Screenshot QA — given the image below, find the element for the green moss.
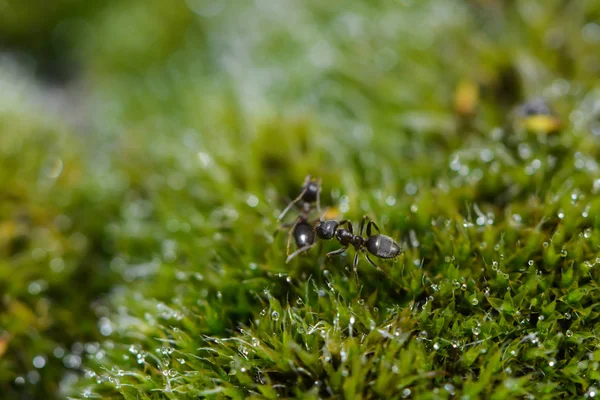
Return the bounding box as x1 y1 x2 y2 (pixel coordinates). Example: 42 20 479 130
2 0 600 399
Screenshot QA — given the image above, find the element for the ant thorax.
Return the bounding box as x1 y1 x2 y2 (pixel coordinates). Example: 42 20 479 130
335 228 355 247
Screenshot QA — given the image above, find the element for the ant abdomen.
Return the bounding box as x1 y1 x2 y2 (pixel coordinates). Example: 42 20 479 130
366 234 401 259
294 221 315 248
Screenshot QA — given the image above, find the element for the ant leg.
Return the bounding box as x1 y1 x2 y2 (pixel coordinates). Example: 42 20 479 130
277 175 311 222
359 215 371 236
273 220 297 238
326 247 348 257
366 221 381 237
286 243 316 264
365 252 403 287
338 220 353 234
353 251 360 284
286 217 301 257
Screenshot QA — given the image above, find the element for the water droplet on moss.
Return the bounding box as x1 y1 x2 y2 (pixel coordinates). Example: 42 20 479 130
492 261 499 270
560 248 568 257
451 340 459 348
564 312 571 320
472 298 479 305
33 355 46 369
461 283 467 291
566 330 574 337
528 260 534 266
402 388 411 398
548 358 556 367
543 241 549 248
472 327 481 336
271 311 280 321
587 387 598 398
433 342 440 350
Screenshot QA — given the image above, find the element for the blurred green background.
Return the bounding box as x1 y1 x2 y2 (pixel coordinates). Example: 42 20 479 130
1 0 600 398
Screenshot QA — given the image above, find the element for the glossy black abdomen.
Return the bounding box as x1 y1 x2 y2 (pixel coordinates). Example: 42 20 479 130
366 234 400 258
294 222 315 247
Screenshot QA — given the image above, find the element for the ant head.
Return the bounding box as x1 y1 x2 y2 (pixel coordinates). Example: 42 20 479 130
302 179 320 203
316 220 339 240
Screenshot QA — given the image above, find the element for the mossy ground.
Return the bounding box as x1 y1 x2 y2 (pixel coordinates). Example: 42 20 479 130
1 1 600 399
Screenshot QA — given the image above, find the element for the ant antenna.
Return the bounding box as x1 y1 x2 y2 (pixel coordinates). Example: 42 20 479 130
277 175 312 222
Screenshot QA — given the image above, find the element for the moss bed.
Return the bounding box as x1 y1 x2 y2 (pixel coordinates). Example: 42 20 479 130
2 1 600 399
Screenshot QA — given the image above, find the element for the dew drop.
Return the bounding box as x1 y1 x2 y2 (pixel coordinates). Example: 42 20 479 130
271 311 280 321
451 340 459 349
43 157 63 179
246 195 259 208
433 342 440 350
492 261 499 271
472 326 481 336
461 283 467 291
560 248 568 257
564 312 571 320
587 386 597 398
528 260 534 266
548 358 556 367
402 388 411 398
472 298 479 306
566 330 574 337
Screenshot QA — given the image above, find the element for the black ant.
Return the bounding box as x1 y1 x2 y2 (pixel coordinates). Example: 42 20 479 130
274 175 321 262
276 175 322 222
287 215 401 283
276 176 402 284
